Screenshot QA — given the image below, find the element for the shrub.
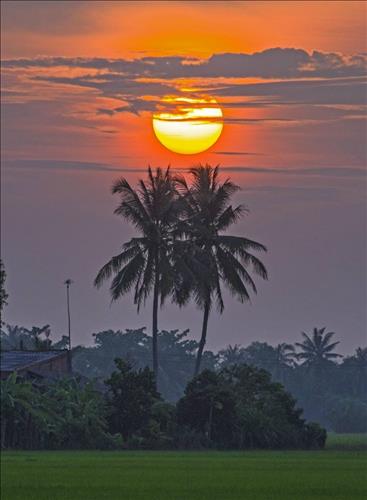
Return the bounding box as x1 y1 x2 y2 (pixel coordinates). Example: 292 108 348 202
176 370 237 448
302 422 327 449
105 359 161 440
176 365 327 449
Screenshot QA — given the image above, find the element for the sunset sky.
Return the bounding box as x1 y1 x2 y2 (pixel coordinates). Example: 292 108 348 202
1 1 366 352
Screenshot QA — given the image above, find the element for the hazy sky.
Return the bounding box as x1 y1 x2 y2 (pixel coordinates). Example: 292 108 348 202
1 1 366 354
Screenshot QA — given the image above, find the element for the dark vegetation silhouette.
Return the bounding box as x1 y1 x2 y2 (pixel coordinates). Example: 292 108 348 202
0 259 8 322
94 167 180 380
295 327 342 365
1 324 366 441
177 365 326 449
175 165 267 375
0 355 326 451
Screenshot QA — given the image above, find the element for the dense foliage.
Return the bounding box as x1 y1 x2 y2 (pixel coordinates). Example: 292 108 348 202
105 359 160 440
1 358 325 450
1 373 113 450
71 328 216 401
1 324 365 434
177 365 326 449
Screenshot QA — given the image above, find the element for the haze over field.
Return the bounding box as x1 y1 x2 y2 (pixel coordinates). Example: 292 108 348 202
1 1 366 352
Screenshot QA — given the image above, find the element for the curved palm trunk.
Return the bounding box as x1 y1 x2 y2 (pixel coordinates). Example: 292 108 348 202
152 262 159 383
194 302 210 377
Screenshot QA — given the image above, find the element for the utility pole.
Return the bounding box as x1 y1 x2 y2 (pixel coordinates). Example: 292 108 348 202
64 279 73 350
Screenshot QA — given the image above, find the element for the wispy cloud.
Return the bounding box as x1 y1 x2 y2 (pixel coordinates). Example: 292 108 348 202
2 159 142 173
3 159 366 179
221 166 366 178
240 184 340 202
211 151 266 156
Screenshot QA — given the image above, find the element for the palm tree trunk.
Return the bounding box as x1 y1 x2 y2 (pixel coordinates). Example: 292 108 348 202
152 264 159 383
194 302 210 377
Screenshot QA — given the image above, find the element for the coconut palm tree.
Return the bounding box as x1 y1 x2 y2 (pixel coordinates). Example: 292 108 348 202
295 327 342 368
175 165 268 376
94 167 179 381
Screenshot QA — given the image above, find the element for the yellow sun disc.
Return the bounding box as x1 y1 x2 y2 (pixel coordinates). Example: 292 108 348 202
152 98 223 155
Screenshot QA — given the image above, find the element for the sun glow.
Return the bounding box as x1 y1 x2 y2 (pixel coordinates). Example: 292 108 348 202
152 97 223 154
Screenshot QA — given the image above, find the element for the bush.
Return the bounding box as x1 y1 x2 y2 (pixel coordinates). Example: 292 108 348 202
105 359 160 440
176 365 327 450
176 370 237 448
302 422 327 449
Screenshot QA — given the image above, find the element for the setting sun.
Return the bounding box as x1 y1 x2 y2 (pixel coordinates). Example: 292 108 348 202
152 97 223 154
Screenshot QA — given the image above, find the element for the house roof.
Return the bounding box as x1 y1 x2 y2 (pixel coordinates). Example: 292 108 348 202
0 350 68 372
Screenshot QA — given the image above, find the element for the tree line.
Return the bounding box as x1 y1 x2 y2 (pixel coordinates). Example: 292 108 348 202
1 358 326 451
1 323 366 433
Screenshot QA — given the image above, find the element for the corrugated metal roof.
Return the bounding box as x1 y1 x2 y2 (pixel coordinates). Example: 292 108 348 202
0 350 67 372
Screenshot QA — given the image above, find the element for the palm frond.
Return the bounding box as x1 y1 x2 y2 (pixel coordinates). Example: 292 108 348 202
216 205 248 231
110 251 146 301
94 243 141 288
320 331 336 347
216 247 251 303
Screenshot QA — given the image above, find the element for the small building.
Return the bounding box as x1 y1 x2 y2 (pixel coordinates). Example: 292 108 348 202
0 350 71 380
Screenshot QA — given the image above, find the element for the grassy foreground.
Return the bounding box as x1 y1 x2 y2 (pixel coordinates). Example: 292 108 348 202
1 437 366 500
326 432 367 451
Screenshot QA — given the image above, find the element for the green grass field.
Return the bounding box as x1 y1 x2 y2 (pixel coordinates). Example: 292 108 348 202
1 435 366 500
326 433 367 451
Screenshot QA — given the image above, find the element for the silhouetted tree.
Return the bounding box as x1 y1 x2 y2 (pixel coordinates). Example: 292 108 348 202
0 260 8 322
0 324 52 351
295 327 342 368
242 341 277 372
177 365 326 449
94 167 180 381
176 369 237 447
175 165 267 376
222 364 325 449
26 325 52 351
105 359 160 440
1 325 28 350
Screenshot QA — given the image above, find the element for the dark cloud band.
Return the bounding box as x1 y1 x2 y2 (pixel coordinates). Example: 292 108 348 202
2 48 366 79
